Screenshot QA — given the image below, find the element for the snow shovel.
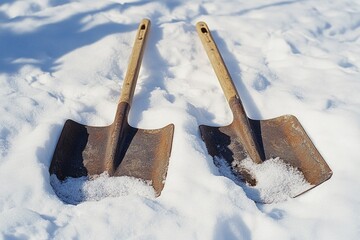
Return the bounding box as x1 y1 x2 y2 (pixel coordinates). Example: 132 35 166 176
196 21 332 197
50 19 174 196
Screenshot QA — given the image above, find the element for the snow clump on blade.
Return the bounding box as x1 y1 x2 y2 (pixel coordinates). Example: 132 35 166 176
235 157 313 203
50 172 155 205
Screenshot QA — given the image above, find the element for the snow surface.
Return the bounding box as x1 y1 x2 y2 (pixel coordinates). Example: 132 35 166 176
1 0 360 239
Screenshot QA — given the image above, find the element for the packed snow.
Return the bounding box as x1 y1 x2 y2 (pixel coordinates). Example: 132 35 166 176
233 157 313 203
215 155 314 204
1 0 360 239
50 173 155 205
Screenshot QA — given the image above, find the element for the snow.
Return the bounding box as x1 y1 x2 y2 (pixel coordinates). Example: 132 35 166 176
1 0 360 239
50 173 156 205
216 155 314 204
232 157 313 203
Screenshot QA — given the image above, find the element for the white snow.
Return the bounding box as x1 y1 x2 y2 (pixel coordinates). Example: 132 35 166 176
1 0 360 239
215 156 313 204
50 173 156 205
233 157 313 203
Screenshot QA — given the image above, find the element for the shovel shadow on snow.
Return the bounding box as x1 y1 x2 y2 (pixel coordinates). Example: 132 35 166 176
210 31 262 119
0 3 138 74
127 21 175 126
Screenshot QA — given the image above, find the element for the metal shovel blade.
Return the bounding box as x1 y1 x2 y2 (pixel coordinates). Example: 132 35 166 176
200 100 332 190
50 103 174 196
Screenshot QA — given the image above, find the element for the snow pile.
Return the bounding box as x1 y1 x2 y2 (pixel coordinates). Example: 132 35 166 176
234 157 313 203
50 173 155 205
215 156 312 203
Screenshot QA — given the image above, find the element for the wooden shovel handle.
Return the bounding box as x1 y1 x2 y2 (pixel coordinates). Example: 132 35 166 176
119 19 151 105
196 22 239 103
196 21 264 164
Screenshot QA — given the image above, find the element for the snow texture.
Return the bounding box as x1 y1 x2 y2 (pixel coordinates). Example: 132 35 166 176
215 156 313 204
233 157 313 203
50 173 155 205
1 0 360 239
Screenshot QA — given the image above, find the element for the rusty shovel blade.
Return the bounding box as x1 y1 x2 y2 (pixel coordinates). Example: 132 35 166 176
199 97 333 190
50 19 174 196
196 21 332 199
50 103 174 196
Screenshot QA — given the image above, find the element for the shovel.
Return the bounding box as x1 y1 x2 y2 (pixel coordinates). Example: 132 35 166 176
50 19 174 196
196 21 332 197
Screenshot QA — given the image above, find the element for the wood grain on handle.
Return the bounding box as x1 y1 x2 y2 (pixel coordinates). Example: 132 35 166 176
196 21 239 102
119 19 151 105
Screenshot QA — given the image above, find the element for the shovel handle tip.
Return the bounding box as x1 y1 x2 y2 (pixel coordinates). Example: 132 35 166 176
119 19 151 106
196 21 239 103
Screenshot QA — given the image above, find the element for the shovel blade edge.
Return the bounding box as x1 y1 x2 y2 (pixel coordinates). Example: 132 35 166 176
251 115 332 186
